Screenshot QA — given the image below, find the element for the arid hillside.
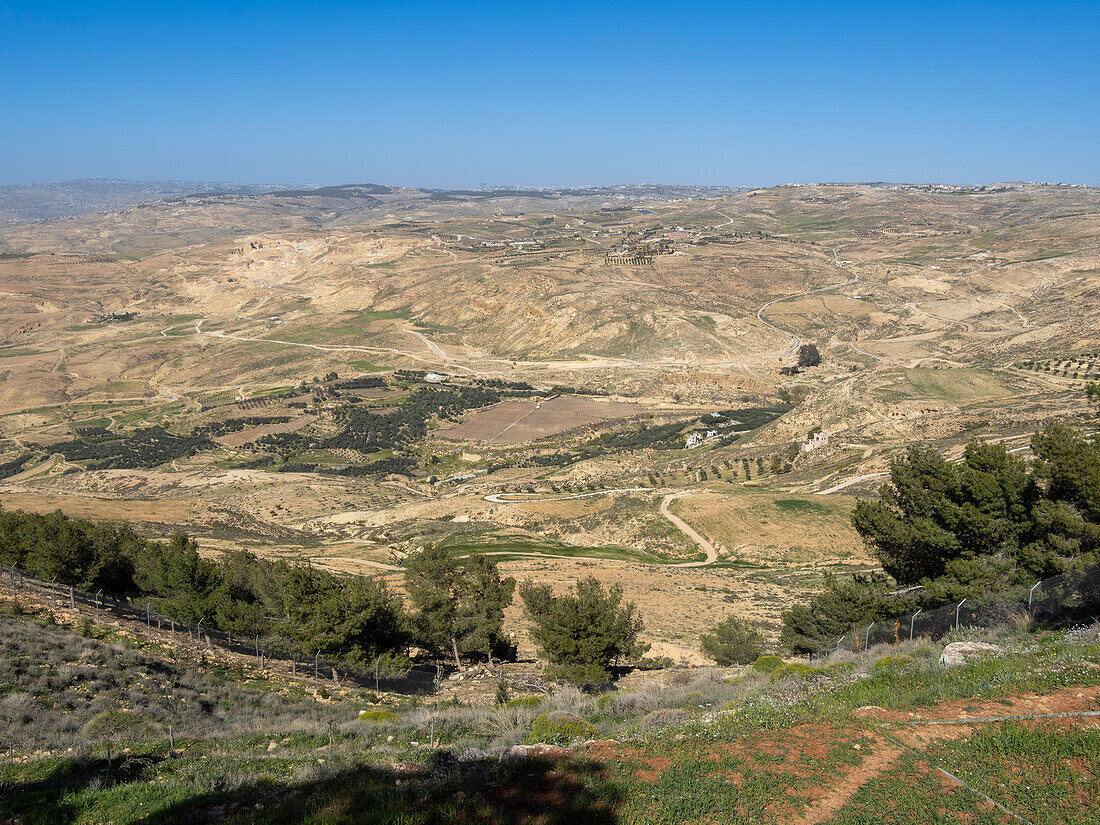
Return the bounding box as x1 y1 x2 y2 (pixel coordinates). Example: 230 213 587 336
1 182 1098 658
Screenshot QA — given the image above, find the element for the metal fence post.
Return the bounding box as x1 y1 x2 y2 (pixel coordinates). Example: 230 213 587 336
955 598 967 631
1028 580 1042 616
146 602 151 634
910 609 922 642
196 618 204 648
836 635 845 654
95 589 103 623
314 651 320 684
69 586 74 610
375 656 380 693
865 622 874 650
8 565 16 602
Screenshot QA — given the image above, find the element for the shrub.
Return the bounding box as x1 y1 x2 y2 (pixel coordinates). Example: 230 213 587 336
527 711 597 745
752 655 784 674
632 656 674 671
642 708 690 727
502 696 542 710
357 710 398 723
871 655 915 675
700 615 765 666
768 662 822 683
81 708 156 743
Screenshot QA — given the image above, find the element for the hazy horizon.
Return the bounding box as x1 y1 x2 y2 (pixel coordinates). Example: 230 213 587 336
4 177 1096 190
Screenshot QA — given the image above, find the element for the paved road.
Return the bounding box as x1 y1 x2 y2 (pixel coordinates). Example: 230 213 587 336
408 330 450 361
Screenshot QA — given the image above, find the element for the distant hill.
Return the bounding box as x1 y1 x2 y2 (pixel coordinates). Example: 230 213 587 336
0 178 296 224
0 180 750 227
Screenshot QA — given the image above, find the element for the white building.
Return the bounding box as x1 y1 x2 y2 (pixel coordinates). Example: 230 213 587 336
800 431 830 453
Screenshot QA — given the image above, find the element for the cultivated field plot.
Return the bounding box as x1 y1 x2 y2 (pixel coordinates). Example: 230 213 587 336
440 395 641 444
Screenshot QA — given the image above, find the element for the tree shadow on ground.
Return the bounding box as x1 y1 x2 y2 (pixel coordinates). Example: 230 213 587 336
3 750 621 825
1 752 164 825
138 750 621 825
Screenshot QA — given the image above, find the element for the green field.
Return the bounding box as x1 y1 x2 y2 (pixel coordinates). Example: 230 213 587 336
877 368 1010 403
434 531 704 565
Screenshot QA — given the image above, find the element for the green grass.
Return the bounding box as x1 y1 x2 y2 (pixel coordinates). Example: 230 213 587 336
343 309 409 321
0 347 46 358
433 532 701 565
877 368 1009 403
3 594 1099 824
831 722 1100 824
347 359 387 372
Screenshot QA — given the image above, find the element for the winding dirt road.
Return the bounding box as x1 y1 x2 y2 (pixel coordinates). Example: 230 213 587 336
658 491 719 566
484 488 718 567
906 302 975 333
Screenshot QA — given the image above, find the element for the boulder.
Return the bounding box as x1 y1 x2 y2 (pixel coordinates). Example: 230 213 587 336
939 641 1004 668
500 743 567 761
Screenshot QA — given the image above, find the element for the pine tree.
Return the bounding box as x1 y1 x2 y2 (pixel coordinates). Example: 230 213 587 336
405 546 515 666
700 615 764 665
519 575 649 685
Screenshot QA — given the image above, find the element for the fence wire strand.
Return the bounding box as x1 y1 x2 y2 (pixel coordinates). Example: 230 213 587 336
4 567 437 695
811 563 1100 660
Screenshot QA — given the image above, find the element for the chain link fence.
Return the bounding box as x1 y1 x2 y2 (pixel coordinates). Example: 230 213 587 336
2 565 438 695
810 562 1100 660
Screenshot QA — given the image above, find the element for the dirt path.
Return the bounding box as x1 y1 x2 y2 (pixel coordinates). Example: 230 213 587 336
814 471 888 495
659 491 719 566
484 488 718 567
484 487 648 504
906 301 975 333
712 270 862 367
792 734 905 825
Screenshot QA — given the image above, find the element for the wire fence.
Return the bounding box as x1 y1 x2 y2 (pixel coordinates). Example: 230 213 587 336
809 562 1100 661
2 564 439 695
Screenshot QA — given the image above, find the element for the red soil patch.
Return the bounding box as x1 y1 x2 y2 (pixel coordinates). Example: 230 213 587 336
787 733 905 825
850 683 1100 724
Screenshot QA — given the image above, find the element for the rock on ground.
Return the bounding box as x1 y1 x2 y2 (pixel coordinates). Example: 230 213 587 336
939 641 1004 668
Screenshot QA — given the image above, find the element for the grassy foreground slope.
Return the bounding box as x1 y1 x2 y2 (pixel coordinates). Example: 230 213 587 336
2 597 1098 824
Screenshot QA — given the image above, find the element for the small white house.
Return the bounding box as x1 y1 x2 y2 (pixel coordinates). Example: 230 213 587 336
801 431 830 453
686 430 720 449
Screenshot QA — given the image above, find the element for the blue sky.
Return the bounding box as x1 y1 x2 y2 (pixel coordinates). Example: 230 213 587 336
1 1 1097 187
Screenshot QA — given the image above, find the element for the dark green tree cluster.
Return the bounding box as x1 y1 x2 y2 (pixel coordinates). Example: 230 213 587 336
403 546 516 666
781 423 1100 653
53 426 214 470
0 452 33 481
262 385 504 457
519 576 649 685
780 573 907 654
0 508 405 662
797 343 821 367
853 426 1098 596
0 508 143 593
